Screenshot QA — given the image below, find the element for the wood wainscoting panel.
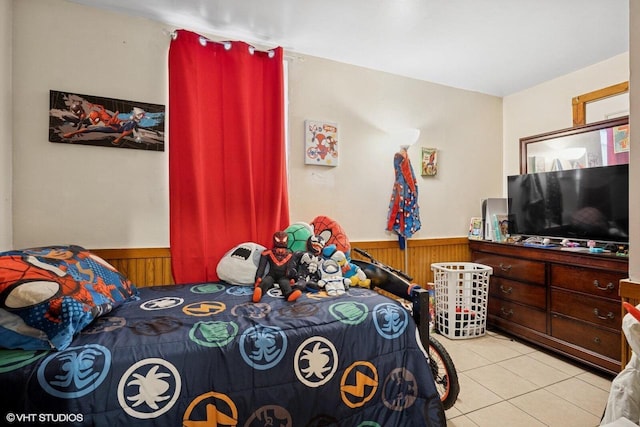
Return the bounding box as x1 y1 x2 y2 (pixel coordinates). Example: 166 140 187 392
91 237 471 289
91 247 174 288
350 237 472 287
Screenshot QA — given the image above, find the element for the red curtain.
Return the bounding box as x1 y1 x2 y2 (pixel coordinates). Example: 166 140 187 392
168 30 289 284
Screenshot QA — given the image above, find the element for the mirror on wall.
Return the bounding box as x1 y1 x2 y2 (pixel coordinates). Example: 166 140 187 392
520 116 629 174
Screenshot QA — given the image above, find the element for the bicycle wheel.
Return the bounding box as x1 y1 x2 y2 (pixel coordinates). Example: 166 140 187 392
428 335 460 410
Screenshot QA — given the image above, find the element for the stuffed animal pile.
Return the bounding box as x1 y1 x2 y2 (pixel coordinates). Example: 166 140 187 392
215 215 371 302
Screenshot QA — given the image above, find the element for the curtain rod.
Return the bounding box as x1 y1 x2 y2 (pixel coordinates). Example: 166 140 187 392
167 29 284 58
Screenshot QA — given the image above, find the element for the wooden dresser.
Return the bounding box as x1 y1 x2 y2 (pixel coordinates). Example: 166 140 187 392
469 240 628 375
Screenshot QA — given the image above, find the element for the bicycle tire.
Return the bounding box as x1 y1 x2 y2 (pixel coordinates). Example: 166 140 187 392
428 335 460 410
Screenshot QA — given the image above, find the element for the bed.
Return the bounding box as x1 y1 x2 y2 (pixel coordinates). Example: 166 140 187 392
0 245 445 426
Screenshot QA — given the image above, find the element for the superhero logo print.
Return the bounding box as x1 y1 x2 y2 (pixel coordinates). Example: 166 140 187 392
140 296 184 310
129 316 183 336
372 302 409 339
346 287 376 298
357 423 382 427
266 287 285 299
37 344 111 398
328 301 369 325
190 321 239 347
277 301 320 319
294 336 338 387
226 286 254 297
245 405 292 427
0 349 48 373
381 367 418 411
190 283 226 294
305 292 332 301
81 316 127 334
117 358 181 419
183 391 238 427
231 302 271 319
339 361 378 408
240 325 288 370
182 301 226 316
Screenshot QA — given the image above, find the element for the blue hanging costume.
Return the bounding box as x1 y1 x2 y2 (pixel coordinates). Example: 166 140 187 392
386 148 421 248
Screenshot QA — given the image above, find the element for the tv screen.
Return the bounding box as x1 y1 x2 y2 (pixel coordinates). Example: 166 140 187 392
507 164 629 244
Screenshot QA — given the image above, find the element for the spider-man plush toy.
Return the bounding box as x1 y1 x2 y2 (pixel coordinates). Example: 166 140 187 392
253 231 302 303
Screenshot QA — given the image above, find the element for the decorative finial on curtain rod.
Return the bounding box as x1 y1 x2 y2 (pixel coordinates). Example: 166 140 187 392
163 29 178 40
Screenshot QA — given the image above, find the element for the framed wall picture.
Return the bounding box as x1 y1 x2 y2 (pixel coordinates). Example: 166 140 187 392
421 148 437 176
304 120 339 166
614 124 630 153
49 90 165 151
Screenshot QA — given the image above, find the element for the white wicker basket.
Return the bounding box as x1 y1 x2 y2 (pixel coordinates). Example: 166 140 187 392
431 262 493 339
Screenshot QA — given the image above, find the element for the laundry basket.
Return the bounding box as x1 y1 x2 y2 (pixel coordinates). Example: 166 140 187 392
431 262 493 339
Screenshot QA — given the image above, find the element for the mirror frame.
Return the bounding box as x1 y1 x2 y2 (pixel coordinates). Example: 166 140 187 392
519 116 629 174
572 81 629 126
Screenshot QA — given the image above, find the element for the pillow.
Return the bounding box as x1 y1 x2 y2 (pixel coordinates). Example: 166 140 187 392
216 242 266 285
0 245 138 350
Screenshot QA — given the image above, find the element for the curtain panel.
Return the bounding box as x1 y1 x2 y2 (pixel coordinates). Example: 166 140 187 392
168 29 289 284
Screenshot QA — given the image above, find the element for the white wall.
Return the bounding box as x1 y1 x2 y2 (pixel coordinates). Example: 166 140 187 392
0 0 12 251
10 0 504 249
12 0 169 249
287 55 503 240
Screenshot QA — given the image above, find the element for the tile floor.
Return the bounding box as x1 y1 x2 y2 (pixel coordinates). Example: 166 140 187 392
435 329 615 427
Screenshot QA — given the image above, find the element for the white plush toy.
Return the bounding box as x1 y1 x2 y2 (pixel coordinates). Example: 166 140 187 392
318 258 350 296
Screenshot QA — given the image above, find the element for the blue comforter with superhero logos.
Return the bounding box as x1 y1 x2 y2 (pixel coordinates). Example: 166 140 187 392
0 283 445 426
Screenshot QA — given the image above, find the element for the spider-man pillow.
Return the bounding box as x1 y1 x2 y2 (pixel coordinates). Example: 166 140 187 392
0 245 138 350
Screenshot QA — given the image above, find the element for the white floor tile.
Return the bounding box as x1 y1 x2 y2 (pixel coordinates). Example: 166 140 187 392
440 330 613 427
463 363 538 399
465 401 546 427
509 389 601 427
451 373 503 414
498 353 572 387
545 377 610 417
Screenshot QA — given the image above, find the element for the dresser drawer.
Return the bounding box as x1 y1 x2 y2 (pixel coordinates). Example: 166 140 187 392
473 254 545 285
488 297 546 333
551 315 620 361
551 288 621 330
551 264 624 299
489 277 546 310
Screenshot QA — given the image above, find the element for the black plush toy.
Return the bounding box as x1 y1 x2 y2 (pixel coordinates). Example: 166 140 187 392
292 234 326 292
253 231 302 303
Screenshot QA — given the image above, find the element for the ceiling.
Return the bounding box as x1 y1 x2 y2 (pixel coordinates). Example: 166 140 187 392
68 0 629 97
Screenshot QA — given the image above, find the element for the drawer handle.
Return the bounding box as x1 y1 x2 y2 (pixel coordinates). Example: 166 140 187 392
499 263 512 272
500 307 514 317
594 336 601 344
593 280 615 292
500 285 513 294
593 308 615 320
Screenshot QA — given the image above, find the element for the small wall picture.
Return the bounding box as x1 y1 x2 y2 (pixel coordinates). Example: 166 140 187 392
614 124 629 153
421 148 438 176
49 90 165 151
468 217 483 240
304 120 339 166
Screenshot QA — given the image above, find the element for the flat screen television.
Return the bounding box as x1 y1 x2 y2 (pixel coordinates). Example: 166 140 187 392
507 164 629 244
